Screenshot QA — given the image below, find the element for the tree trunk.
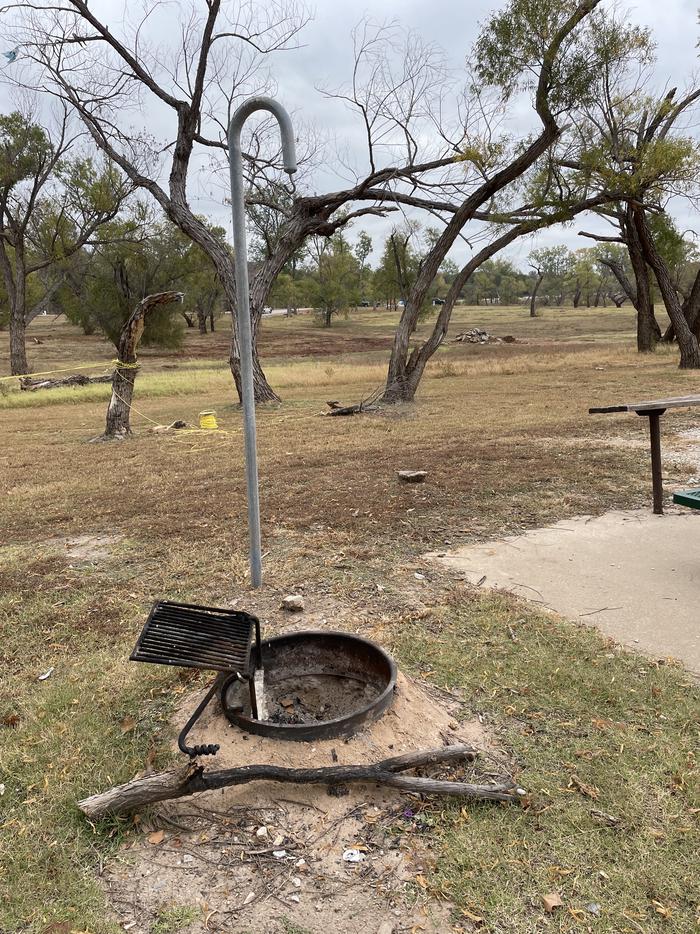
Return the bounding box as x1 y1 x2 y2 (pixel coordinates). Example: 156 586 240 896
9 294 28 375
633 206 700 368
530 272 544 317
181 311 195 328
196 306 208 334
101 292 183 440
229 311 280 404
209 309 215 332
324 307 333 327
573 281 581 307
0 240 29 375
625 207 660 353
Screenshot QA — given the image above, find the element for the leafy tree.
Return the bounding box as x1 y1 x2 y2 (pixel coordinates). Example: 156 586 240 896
308 232 361 327
354 232 373 302
528 246 574 315
0 109 131 373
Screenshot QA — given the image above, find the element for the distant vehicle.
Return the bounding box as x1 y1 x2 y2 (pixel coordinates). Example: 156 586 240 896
432 297 445 305
262 306 272 315
398 299 406 307
359 300 371 307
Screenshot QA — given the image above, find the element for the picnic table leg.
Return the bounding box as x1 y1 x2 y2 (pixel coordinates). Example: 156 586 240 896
639 410 665 515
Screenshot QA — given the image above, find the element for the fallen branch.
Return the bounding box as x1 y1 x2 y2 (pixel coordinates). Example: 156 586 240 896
324 385 383 416
20 373 112 391
77 744 521 819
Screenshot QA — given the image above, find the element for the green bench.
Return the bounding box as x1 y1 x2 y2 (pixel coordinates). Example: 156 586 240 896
673 489 700 510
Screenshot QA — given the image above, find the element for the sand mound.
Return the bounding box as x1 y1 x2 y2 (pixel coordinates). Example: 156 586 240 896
102 674 488 934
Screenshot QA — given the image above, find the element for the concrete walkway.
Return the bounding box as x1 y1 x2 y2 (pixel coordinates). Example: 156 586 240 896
429 509 700 675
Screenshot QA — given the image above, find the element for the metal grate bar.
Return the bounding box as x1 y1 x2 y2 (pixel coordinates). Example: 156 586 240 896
130 600 257 672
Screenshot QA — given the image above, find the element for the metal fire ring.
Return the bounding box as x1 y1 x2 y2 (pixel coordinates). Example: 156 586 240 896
221 630 398 742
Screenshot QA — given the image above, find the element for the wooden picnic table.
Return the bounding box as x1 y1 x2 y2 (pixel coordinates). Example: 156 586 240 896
589 394 700 515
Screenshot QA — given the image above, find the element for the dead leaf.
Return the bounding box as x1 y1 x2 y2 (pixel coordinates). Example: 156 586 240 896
542 893 564 913
147 830 165 845
1 713 20 728
120 716 136 734
652 900 672 919
548 865 574 878
460 908 484 923
569 774 600 800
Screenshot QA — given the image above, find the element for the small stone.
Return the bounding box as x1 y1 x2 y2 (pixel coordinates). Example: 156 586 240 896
243 892 256 906
255 826 268 839
377 923 394 934
273 850 287 859
289 894 300 903
281 594 304 612
273 834 285 847
291 876 302 887
398 470 427 483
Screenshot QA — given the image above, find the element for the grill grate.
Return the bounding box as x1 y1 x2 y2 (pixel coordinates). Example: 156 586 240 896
130 600 258 673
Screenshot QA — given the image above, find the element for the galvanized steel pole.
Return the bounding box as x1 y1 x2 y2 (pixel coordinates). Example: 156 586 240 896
228 98 297 588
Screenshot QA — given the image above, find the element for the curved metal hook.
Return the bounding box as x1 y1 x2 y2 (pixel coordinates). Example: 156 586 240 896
228 96 297 177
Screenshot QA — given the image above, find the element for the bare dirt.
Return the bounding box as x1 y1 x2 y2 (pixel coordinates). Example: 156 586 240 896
53 532 124 562
102 674 489 934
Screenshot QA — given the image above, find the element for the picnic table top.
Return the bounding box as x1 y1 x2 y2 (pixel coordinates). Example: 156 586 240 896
589 394 700 415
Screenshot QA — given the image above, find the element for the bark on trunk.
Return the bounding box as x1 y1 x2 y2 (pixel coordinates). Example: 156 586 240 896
9 295 28 375
625 206 660 353
1 241 29 375
101 292 183 440
633 206 700 368
196 306 208 334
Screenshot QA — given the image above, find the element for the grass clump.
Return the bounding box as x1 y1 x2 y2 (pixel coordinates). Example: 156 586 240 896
151 905 200 934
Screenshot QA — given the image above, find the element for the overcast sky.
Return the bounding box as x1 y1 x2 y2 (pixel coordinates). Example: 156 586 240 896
234 0 700 266
2 0 698 269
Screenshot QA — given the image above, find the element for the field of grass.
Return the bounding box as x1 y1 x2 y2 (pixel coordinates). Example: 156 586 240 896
1 304 698 933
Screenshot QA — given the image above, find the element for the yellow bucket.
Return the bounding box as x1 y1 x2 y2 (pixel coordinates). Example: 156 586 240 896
199 410 218 430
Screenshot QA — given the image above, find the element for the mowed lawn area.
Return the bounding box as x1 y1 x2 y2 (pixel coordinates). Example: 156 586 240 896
1 304 699 933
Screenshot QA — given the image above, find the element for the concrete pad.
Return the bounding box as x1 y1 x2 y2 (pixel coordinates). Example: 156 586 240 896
428 510 700 674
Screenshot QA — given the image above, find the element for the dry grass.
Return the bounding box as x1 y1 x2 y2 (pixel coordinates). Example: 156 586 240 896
1 304 698 933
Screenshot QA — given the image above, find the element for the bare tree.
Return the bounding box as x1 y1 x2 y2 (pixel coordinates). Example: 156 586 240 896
1 0 312 399
374 0 612 402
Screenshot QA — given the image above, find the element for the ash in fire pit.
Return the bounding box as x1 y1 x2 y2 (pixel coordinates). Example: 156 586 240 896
221 630 397 741
267 674 381 724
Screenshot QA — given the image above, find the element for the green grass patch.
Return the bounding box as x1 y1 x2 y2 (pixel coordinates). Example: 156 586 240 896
0 544 186 934
393 594 699 932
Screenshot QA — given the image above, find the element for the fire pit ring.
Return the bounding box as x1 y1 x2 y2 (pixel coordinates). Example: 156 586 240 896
221 630 397 741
